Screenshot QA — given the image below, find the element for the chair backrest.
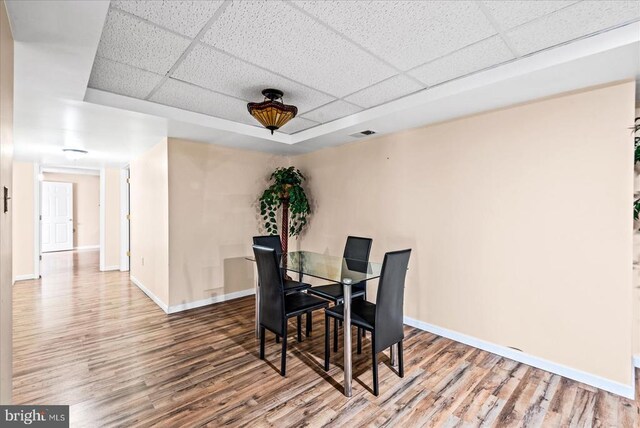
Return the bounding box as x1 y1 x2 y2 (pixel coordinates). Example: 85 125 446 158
342 236 373 276
253 245 285 336
343 236 372 262
253 235 283 259
254 235 285 277
374 249 411 353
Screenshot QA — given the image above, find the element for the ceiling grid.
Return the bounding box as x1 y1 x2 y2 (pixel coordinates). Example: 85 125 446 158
87 0 640 135
143 0 233 101
474 0 522 58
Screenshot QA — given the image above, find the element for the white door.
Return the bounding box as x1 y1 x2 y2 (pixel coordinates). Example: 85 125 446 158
41 181 73 252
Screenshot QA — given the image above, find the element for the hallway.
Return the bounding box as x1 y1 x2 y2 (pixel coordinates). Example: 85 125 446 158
39 249 100 277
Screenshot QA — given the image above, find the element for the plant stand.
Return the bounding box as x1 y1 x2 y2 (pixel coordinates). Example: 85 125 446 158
280 197 289 271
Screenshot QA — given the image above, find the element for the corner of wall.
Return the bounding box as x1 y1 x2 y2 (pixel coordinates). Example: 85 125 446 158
129 138 170 312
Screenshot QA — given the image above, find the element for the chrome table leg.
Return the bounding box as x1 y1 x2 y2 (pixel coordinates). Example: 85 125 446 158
343 280 352 397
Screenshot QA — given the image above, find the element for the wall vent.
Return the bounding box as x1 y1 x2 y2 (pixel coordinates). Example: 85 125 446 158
349 130 376 138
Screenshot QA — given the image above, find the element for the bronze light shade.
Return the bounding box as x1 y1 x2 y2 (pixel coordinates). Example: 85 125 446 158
247 89 297 134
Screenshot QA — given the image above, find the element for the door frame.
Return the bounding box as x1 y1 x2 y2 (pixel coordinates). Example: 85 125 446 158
119 166 130 272
32 164 40 279
99 168 105 270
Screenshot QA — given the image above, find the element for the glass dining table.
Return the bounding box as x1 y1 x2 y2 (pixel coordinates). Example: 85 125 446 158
248 250 386 397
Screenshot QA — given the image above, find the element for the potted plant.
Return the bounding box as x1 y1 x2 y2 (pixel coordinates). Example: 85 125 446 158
259 167 311 261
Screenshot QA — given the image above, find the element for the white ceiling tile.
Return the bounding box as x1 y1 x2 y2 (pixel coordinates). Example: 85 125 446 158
96 8 191 74
88 57 164 99
110 1 225 38
505 1 640 56
409 36 515 87
294 1 497 71
344 75 424 109
300 101 362 124
481 1 579 30
149 78 256 126
201 1 395 97
172 44 335 113
278 117 319 134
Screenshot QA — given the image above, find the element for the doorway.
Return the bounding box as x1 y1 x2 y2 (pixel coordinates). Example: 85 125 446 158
37 167 101 276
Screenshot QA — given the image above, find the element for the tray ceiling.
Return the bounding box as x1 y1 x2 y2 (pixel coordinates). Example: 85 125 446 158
88 0 640 135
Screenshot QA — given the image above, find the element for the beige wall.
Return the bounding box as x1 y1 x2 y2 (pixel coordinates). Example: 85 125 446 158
127 82 635 390
293 81 635 387
0 0 13 403
103 168 120 269
43 172 99 248
167 138 284 307
130 140 170 306
12 162 34 280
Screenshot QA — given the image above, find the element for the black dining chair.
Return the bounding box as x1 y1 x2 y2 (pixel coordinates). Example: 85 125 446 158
307 236 372 350
253 235 311 294
254 245 329 376
253 235 314 341
324 249 411 396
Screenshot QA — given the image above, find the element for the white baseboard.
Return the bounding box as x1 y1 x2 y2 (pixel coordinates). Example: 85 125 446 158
404 316 635 399
130 275 169 313
167 288 255 314
633 355 640 369
129 275 255 315
13 274 38 282
74 245 99 250
100 265 120 272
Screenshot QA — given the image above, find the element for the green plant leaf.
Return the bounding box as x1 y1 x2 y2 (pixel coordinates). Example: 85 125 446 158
258 166 310 237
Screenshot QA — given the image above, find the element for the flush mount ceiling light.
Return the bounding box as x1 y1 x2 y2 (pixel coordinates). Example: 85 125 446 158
247 89 297 135
62 148 88 160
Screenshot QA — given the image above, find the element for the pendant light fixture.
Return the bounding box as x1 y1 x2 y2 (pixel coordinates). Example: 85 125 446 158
247 89 297 134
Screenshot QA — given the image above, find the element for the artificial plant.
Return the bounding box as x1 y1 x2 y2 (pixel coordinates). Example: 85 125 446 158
259 166 310 257
634 117 640 225
634 116 640 164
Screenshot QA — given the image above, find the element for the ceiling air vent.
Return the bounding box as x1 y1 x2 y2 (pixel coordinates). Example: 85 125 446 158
349 130 376 138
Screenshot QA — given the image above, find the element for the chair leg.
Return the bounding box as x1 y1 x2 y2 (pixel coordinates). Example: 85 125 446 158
357 327 362 354
306 312 311 337
297 315 302 342
324 313 330 371
281 326 288 376
398 340 404 378
362 292 367 338
333 317 338 352
372 333 378 396
259 326 265 360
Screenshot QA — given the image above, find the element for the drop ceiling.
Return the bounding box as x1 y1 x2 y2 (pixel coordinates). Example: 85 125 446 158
5 0 640 167
88 0 640 135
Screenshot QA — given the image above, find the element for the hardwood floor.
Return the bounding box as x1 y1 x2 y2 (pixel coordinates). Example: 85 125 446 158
13 250 640 427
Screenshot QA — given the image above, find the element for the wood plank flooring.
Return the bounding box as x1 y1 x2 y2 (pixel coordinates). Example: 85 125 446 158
12 250 640 427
